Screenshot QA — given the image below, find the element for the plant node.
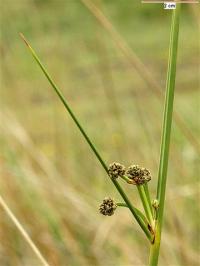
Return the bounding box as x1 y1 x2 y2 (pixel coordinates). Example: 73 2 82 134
152 199 159 210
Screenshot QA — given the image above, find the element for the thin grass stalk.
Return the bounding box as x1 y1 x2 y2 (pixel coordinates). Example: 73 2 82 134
0 195 50 266
149 5 181 265
20 33 153 242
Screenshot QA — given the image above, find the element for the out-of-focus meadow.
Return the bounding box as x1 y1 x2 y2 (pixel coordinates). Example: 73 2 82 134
0 0 199 265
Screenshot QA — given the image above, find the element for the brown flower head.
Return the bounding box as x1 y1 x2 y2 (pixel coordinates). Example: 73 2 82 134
99 197 117 216
108 162 125 179
126 165 151 185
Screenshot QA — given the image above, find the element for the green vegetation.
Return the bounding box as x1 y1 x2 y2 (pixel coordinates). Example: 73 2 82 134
1 1 199 265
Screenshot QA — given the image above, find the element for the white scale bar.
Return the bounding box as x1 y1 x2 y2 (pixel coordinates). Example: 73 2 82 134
164 2 176 8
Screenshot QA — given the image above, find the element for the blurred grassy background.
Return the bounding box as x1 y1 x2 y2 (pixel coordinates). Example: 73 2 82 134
0 0 199 265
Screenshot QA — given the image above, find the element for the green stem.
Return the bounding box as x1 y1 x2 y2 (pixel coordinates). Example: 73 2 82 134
120 175 135 184
117 203 128 208
137 185 154 227
149 5 181 265
20 33 153 242
118 203 150 223
117 203 151 229
143 183 153 215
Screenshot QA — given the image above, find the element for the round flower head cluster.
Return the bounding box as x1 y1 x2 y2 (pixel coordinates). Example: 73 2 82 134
99 197 117 216
126 165 151 185
108 162 125 179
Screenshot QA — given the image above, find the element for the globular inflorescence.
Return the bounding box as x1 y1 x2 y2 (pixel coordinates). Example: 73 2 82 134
100 164 152 217
126 165 151 185
108 162 152 186
108 162 125 179
99 197 117 216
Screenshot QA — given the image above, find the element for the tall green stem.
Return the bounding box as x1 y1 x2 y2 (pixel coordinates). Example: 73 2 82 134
149 5 181 265
20 34 153 242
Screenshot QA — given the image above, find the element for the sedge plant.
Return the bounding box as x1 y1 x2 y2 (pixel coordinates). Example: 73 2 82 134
20 4 181 265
